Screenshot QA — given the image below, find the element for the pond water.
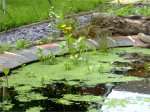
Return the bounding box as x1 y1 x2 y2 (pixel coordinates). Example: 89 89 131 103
0 47 149 112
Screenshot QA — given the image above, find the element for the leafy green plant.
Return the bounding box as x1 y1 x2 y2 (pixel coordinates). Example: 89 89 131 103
98 64 104 73
49 6 60 20
64 61 72 71
35 37 53 45
69 54 81 66
1 67 10 103
0 43 12 54
75 36 88 55
2 67 10 87
15 39 31 50
37 48 56 65
144 63 150 72
98 30 112 53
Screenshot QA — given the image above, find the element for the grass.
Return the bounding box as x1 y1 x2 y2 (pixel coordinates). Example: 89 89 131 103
0 0 107 32
0 0 51 31
106 4 150 16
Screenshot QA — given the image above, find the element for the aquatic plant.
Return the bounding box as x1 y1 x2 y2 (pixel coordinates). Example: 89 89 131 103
65 34 77 54
98 64 104 73
74 36 88 55
37 48 57 65
97 30 112 53
69 54 80 66
2 67 10 87
1 67 10 103
144 63 150 72
64 61 72 71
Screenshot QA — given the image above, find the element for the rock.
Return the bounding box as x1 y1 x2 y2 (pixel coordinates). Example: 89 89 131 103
138 33 150 44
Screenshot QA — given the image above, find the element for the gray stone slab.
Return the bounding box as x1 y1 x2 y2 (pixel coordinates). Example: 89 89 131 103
116 38 133 47
0 55 21 68
5 53 30 64
17 49 38 62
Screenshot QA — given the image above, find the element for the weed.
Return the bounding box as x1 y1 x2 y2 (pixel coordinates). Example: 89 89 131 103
64 61 72 71
1 67 10 102
37 48 56 65
87 65 95 73
0 0 50 31
69 54 80 66
0 43 12 54
98 64 104 73
15 39 31 50
144 63 150 71
35 37 53 45
98 30 112 53
75 36 88 55
2 67 10 87
49 6 60 20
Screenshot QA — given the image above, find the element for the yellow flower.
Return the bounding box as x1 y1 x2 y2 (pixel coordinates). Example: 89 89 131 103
60 24 67 29
64 26 72 34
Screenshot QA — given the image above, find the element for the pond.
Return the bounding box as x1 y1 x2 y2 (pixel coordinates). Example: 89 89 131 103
0 47 149 112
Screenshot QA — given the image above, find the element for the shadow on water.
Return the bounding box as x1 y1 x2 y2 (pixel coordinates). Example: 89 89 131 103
0 82 109 112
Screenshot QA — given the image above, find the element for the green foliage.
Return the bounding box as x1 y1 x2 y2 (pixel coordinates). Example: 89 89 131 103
64 61 72 71
2 67 10 87
15 39 31 50
51 0 107 15
3 67 10 76
15 92 47 102
98 30 111 53
69 54 81 65
0 0 50 31
74 36 88 55
37 48 57 65
35 37 53 45
108 4 150 16
49 6 60 20
0 101 14 111
144 63 150 71
0 43 12 54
